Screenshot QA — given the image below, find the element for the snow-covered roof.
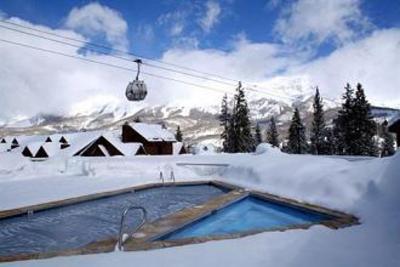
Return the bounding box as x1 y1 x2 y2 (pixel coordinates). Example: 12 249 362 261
99 132 145 156
388 112 400 127
172 142 185 155
57 131 105 157
39 142 62 157
129 123 176 142
23 141 44 156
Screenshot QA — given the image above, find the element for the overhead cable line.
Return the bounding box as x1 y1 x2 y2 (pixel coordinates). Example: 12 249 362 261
0 23 237 87
0 29 297 100
0 19 239 83
0 38 233 95
0 19 299 100
0 21 342 104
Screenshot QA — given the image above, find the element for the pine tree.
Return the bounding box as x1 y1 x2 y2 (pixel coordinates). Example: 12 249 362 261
219 94 231 152
381 122 395 157
310 87 326 155
175 126 183 142
352 83 377 156
255 123 263 146
232 82 255 152
266 116 279 147
287 108 308 154
333 83 355 155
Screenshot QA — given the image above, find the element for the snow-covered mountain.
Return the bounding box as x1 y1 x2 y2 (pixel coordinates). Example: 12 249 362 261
1 75 397 146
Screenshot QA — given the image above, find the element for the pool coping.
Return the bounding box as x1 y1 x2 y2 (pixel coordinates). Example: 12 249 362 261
0 180 359 263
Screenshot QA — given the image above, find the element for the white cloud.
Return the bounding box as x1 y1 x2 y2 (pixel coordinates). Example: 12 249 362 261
287 28 400 107
64 2 128 50
274 0 372 47
199 1 221 33
157 10 188 37
136 24 155 43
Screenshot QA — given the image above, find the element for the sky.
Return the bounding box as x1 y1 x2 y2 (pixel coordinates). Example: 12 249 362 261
0 0 399 121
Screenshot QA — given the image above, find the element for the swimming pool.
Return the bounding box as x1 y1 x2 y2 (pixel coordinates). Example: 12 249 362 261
158 196 332 241
0 184 226 256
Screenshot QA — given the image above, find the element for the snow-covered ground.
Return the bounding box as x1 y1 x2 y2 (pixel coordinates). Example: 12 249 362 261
0 146 399 266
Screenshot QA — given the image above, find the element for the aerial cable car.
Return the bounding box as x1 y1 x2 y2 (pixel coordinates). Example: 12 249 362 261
126 59 148 101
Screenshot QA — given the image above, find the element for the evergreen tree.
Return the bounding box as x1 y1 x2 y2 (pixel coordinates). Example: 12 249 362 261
333 83 377 156
255 123 263 146
133 117 141 122
219 94 231 152
320 127 335 155
352 83 377 155
232 82 255 152
266 116 279 147
381 122 395 157
310 87 326 155
175 126 183 142
227 111 237 152
333 83 355 155
287 108 308 154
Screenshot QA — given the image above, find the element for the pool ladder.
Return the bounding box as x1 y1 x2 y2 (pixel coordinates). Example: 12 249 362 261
159 170 176 185
118 206 148 251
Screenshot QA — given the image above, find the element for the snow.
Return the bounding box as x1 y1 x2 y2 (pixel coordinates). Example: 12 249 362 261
129 122 176 142
0 149 399 266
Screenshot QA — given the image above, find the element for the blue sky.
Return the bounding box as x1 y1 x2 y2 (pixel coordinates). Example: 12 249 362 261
1 0 399 58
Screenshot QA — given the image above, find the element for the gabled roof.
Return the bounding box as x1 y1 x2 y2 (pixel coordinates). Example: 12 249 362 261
76 132 145 157
22 142 43 156
172 142 186 155
128 123 176 142
37 142 61 157
388 112 400 130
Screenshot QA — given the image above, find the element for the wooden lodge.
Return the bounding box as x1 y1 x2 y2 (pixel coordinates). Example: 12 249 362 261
122 123 176 155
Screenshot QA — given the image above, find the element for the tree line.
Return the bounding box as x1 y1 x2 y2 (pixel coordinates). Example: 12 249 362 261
219 82 395 157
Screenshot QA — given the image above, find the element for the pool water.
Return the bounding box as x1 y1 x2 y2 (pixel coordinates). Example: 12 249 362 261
159 196 330 241
0 185 226 256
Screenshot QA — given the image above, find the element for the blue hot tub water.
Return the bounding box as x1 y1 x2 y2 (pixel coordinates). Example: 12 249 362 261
0 185 226 256
159 196 331 241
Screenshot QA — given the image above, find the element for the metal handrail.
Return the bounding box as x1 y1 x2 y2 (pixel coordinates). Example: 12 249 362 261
118 206 148 251
170 170 176 183
159 171 165 184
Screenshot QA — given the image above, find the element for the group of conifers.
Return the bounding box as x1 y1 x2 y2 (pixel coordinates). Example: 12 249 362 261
218 82 395 157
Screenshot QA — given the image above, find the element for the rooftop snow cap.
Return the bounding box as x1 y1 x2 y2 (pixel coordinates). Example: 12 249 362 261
129 123 176 142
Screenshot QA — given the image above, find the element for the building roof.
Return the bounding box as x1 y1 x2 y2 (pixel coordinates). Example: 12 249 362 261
103 133 145 156
38 142 62 157
388 112 400 129
23 142 44 156
172 142 185 155
128 123 176 142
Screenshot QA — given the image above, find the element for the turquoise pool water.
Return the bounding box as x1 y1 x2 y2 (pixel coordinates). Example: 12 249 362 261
159 196 330 241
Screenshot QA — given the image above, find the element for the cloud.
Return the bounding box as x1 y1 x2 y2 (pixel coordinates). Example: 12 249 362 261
274 0 372 47
199 1 222 33
136 24 155 43
287 28 400 107
64 2 128 50
157 10 188 37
